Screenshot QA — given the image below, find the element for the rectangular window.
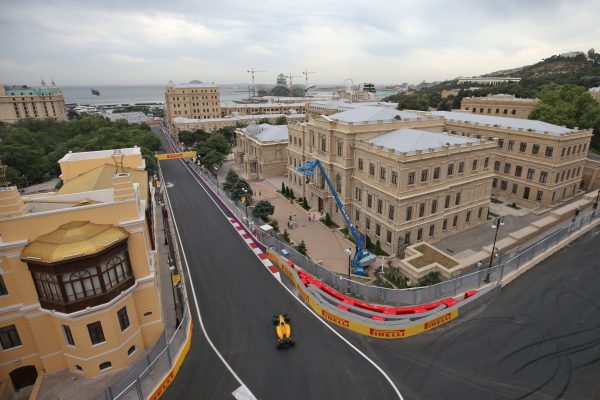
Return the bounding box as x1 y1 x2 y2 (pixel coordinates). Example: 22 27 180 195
497 139 504 149
519 142 527 152
508 140 515 150
472 160 478 171
515 166 522 177
431 199 437 214
512 183 518 194
455 192 461 206
478 207 483 219
536 190 543 201
375 224 381 237
540 171 548 184
88 322 105 345
391 171 398 185
355 210 360 221
458 162 464 173
366 218 371 231
0 325 22 349
433 167 440 179
561 148 566 157
377 199 383 214
118 307 130 331
380 167 386 180
567 147 571 156
545 147 553 157
532 144 540 155
442 219 448 231
419 203 425 218
429 224 435 237
337 141 343 156
386 230 392 244
492 178 498 188
404 232 411 245
0 276 7 296
388 205 395 221
421 169 428 182
494 161 501 172
408 172 415 185
445 195 450 209
503 163 511 174
466 211 471 223
406 206 413 221
358 158 363 170
321 137 326 151
367 194 372 208
500 180 508 190
417 228 423 241
369 163 375 176
452 215 458 227
63 325 75 346
527 168 535 180
447 163 454 176
484 157 489 168
523 187 530 200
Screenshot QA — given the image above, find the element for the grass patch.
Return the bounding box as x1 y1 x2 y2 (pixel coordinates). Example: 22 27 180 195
487 211 500 219
491 197 503 204
350 276 373 284
506 202 521 210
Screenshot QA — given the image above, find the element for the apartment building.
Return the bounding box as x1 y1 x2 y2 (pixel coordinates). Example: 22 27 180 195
234 122 289 179
434 111 593 207
221 102 306 117
172 113 306 134
0 84 67 123
460 94 539 119
0 148 163 395
287 106 495 253
590 87 600 104
165 83 221 134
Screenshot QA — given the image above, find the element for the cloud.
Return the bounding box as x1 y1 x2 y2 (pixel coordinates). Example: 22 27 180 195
0 0 598 85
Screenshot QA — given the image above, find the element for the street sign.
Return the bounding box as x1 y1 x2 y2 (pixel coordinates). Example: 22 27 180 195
155 151 197 161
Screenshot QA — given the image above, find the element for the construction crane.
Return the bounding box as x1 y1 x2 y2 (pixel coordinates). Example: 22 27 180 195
286 73 302 90
247 68 266 97
297 160 376 275
302 69 316 86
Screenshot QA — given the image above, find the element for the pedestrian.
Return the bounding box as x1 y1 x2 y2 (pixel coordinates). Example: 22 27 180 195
259 191 262 198
575 205 581 216
289 211 292 221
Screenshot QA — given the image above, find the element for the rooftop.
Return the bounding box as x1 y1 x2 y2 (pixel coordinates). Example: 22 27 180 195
463 94 539 103
58 147 141 163
21 221 129 264
221 102 306 108
590 87 600 92
329 105 424 123
173 113 305 123
366 128 479 153
243 123 288 142
166 83 218 89
2 85 62 96
309 100 396 112
107 112 151 124
433 111 575 136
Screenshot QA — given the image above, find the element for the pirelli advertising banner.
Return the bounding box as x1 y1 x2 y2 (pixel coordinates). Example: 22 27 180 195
155 151 197 160
266 250 459 339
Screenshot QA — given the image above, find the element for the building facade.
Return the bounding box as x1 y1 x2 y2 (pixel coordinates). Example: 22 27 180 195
165 83 221 135
460 94 539 119
221 102 306 117
172 113 306 134
234 123 289 179
287 106 494 255
434 111 593 207
590 87 600 104
0 84 67 123
0 148 163 395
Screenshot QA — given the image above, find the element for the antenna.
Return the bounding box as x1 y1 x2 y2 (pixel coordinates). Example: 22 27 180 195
302 68 316 86
247 68 266 97
40 75 46 87
0 160 10 187
111 150 126 175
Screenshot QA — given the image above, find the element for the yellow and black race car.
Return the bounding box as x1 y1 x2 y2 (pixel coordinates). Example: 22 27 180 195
272 314 295 349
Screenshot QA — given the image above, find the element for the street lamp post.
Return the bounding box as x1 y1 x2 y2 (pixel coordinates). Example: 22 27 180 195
594 189 600 210
344 248 352 278
242 188 249 218
484 217 504 283
214 166 219 188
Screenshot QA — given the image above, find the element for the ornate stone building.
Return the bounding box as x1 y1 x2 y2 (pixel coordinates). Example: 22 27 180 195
0 84 67 123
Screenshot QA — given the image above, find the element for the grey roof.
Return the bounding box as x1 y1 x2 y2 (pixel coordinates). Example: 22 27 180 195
329 106 423 123
433 111 573 136
366 128 479 153
243 123 288 142
168 82 218 88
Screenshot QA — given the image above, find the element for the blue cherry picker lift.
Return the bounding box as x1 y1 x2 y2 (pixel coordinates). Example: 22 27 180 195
298 160 376 276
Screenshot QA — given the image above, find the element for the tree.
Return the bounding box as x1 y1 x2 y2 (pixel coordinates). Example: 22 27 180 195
281 181 285 193
302 197 309 210
529 83 600 149
197 133 232 168
289 188 295 199
282 229 291 243
67 110 80 120
229 178 253 201
178 131 196 147
223 169 240 192
258 118 270 124
275 115 288 125
253 200 275 221
396 94 430 111
295 240 307 256
216 126 236 144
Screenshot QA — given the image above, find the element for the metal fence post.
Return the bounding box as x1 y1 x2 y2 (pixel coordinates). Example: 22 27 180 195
166 343 172 366
135 378 143 399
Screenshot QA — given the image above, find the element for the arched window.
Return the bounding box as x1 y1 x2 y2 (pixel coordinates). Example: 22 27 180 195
64 269 101 301
35 272 62 302
101 255 131 290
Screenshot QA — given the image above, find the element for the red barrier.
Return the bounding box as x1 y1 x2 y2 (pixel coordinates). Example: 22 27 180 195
297 269 464 316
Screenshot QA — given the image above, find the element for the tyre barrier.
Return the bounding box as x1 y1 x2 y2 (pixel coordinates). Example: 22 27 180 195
267 249 496 339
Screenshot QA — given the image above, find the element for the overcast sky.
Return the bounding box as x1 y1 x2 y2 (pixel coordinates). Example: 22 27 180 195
1 0 598 86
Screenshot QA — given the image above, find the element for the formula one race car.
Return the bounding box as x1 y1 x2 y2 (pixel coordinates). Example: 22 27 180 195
272 314 295 349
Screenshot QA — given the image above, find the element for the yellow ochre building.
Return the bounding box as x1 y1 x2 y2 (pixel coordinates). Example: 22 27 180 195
0 147 163 395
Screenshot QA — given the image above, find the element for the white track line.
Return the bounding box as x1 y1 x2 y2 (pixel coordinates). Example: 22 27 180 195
160 164 257 400
172 156 404 400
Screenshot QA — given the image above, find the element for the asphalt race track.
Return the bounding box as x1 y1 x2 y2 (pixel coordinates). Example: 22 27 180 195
345 225 600 400
157 134 399 399
156 128 600 399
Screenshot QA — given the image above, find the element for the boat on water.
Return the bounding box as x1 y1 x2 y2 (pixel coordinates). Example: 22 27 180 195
73 105 99 113
91 89 100 96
